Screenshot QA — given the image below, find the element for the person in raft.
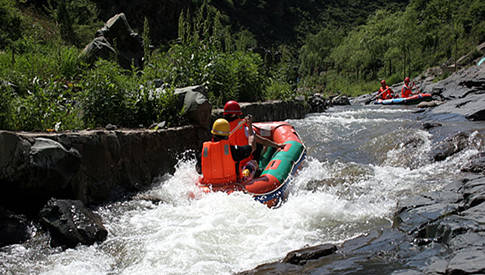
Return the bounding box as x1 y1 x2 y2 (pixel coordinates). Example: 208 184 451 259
200 118 256 184
223 100 285 163
401 77 417 98
377 80 395 100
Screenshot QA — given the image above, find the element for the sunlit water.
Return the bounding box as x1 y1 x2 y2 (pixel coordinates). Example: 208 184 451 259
1 105 483 274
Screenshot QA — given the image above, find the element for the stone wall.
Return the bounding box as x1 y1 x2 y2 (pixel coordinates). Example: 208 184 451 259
0 100 307 213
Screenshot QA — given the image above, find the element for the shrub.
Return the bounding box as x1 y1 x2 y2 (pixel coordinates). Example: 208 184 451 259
80 60 137 128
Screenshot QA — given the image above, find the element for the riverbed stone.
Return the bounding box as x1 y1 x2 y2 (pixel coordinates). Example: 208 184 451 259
462 152 485 174
446 247 485 274
282 243 337 265
39 199 107 248
431 132 470 161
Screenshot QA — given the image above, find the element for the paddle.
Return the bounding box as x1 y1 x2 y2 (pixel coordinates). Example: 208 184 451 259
369 87 389 102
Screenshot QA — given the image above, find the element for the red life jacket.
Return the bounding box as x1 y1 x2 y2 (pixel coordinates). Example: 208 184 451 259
379 86 393 100
201 139 237 184
401 83 413 98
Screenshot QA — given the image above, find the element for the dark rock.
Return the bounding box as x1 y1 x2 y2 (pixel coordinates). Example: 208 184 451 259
446 247 485 274
0 132 30 180
424 64 485 120
282 243 337 265
237 262 302 275
422 122 442 130
462 176 485 207
448 232 485 251
79 36 116 65
80 13 143 69
0 207 31 247
39 199 107 248
105 124 117 130
30 138 81 189
174 85 212 129
308 93 328 112
462 152 485 174
330 95 350 106
431 132 469 161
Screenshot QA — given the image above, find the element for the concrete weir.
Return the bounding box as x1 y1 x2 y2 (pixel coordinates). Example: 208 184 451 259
0 100 307 212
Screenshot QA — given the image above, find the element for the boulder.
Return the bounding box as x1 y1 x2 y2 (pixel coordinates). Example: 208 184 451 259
282 243 337 265
462 152 485 174
79 36 116 65
30 138 81 186
39 199 107 248
174 85 212 129
431 132 470 161
330 95 350 106
308 93 328 112
0 207 31 247
80 13 143 69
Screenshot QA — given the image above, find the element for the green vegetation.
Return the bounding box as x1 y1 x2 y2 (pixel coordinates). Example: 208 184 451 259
0 0 483 131
298 0 485 96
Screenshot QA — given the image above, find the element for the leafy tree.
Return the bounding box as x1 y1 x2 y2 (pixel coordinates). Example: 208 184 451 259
0 0 23 49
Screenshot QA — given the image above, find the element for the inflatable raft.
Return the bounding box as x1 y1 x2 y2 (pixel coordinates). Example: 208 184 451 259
374 93 432 105
197 121 306 208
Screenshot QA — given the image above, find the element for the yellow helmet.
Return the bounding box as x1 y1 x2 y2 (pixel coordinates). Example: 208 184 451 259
211 118 231 136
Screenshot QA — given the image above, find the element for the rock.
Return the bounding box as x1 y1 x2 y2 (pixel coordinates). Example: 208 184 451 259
308 93 328 112
351 93 375 105
80 13 143 69
30 138 81 189
0 207 31 247
330 95 350 106
422 122 442 130
446 248 485 274
105 124 117 130
282 243 337 265
417 100 442 108
173 85 212 129
462 152 485 174
79 36 116 65
0 132 30 180
431 132 470 161
39 199 107 248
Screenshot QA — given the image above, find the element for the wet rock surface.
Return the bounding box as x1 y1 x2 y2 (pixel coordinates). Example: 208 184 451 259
39 199 107 249
0 207 31 247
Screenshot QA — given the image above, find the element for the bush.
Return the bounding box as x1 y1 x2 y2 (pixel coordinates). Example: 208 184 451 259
7 80 84 131
264 78 293 101
0 81 14 129
80 60 137 128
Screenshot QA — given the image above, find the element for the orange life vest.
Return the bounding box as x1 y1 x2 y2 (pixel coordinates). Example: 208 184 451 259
379 86 393 100
201 139 237 184
229 118 253 171
401 83 412 98
229 118 249 146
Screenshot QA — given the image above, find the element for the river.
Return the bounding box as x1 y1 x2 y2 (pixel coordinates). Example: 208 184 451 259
1 105 483 274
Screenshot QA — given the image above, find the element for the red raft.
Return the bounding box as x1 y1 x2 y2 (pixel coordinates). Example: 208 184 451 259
197 121 306 208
